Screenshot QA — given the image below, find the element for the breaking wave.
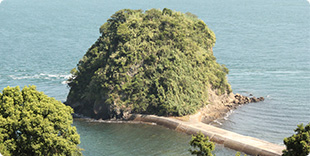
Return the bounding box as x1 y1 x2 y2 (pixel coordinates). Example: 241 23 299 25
9 73 72 81
213 120 223 125
224 110 234 120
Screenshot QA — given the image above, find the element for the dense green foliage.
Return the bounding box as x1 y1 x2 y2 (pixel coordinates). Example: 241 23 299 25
189 132 215 156
188 132 247 156
0 86 82 156
282 122 310 156
67 8 231 118
235 152 247 156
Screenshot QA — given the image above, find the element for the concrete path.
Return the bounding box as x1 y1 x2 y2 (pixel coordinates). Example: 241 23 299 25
130 114 285 156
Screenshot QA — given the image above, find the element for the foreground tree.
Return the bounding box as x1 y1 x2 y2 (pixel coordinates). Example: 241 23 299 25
282 122 310 156
0 86 82 156
188 132 247 156
189 132 215 156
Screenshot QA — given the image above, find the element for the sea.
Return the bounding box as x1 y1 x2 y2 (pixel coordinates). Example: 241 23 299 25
0 0 309 155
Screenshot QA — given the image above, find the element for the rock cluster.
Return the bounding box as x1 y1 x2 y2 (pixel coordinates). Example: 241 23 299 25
193 89 266 124
233 94 265 105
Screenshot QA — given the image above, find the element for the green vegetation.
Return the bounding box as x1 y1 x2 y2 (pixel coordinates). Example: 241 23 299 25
282 122 310 156
189 132 247 156
189 132 215 156
67 8 231 119
235 152 247 156
0 86 82 156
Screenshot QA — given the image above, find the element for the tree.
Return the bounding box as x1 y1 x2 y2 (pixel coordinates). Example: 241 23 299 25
0 86 82 156
188 132 248 156
189 132 215 156
282 122 310 156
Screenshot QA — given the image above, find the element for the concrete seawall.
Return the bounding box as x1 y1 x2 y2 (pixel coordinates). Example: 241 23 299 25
130 114 285 156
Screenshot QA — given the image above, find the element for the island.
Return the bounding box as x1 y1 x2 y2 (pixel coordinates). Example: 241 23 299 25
66 8 263 123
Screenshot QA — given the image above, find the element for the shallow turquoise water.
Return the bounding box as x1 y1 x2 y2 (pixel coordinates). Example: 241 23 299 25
1 0 309 155
74 119 238 156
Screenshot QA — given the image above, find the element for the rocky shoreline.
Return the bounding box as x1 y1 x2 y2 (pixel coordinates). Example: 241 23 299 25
72 113 157 125
204 93 264 124
72 90 265 126
171 90 265 124
233 93 265 105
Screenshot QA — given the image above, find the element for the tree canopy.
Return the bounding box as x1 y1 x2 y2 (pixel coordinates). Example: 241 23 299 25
0 86 82 156
67 8 231 119
189 132 215 156
188 132 247 156
282 122 310 156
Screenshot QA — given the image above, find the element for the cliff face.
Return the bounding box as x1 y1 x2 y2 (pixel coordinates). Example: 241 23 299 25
66 8 232 119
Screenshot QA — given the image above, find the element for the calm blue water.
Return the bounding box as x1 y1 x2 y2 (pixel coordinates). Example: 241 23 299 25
1 0 309 155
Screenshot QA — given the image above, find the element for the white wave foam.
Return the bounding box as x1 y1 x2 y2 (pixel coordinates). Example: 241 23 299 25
224 110 234 120
213 120 222 125
61 80 71 84
308 0 310 4
39 73 72 79
9 75 39 80
9 73 72 81
0 0 3 4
